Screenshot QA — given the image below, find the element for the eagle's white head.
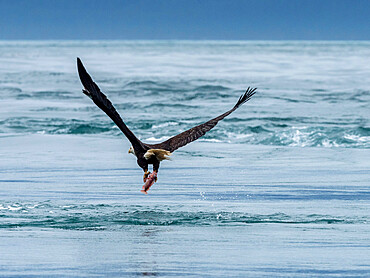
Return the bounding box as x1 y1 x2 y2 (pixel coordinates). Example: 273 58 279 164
128 146 136 156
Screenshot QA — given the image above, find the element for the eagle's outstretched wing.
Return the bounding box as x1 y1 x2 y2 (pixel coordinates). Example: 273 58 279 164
147 87 257 152
77 58 145 152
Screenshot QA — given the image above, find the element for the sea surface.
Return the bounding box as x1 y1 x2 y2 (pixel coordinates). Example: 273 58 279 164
0 41 369 277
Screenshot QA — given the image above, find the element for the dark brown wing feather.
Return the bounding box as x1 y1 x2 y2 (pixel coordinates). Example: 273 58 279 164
77 58 145 152
147 87 257 152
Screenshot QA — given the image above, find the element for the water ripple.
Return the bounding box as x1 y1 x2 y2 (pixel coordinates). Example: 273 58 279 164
0 203 366 230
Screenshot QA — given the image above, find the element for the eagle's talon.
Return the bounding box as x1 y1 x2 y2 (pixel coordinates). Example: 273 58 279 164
153 171 158 182
143 171 151 182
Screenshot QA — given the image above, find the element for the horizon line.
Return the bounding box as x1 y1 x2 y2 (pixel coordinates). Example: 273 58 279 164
1 39 370 42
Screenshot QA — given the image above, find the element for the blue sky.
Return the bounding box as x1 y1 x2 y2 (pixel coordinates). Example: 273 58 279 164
0 0 369 40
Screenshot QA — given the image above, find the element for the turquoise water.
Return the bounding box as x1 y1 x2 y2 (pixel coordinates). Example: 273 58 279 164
0 41 369 277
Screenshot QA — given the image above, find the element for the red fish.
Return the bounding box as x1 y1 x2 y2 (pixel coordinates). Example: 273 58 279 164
141 172 158 194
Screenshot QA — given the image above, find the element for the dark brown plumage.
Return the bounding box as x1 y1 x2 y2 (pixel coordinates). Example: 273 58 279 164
146 88 257 152
77 58 257 193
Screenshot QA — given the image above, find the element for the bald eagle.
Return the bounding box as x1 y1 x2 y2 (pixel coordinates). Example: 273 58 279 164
77 58 257 194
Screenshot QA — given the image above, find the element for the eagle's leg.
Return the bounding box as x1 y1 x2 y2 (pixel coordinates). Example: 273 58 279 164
153 172 158 182
153 160 159 183
143 169 151 182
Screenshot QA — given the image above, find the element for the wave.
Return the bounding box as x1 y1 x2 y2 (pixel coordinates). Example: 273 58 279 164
0 86 22 94
22 91 81 100
1 116 369 148
0 203 365 230
145 136 171 142
125 80 164 88
152 122 179 129
0 117 118 135
194 85 230 91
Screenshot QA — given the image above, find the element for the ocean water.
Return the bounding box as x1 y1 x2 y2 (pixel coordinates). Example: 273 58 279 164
0 41 369 277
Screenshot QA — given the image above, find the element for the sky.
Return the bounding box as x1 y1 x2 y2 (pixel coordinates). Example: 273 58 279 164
0 0 369 40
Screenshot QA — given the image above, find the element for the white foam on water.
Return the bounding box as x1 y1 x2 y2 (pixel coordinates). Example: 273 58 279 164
145 136 171 142
344 134 370 143
199 138 222 143
152 122 179 129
